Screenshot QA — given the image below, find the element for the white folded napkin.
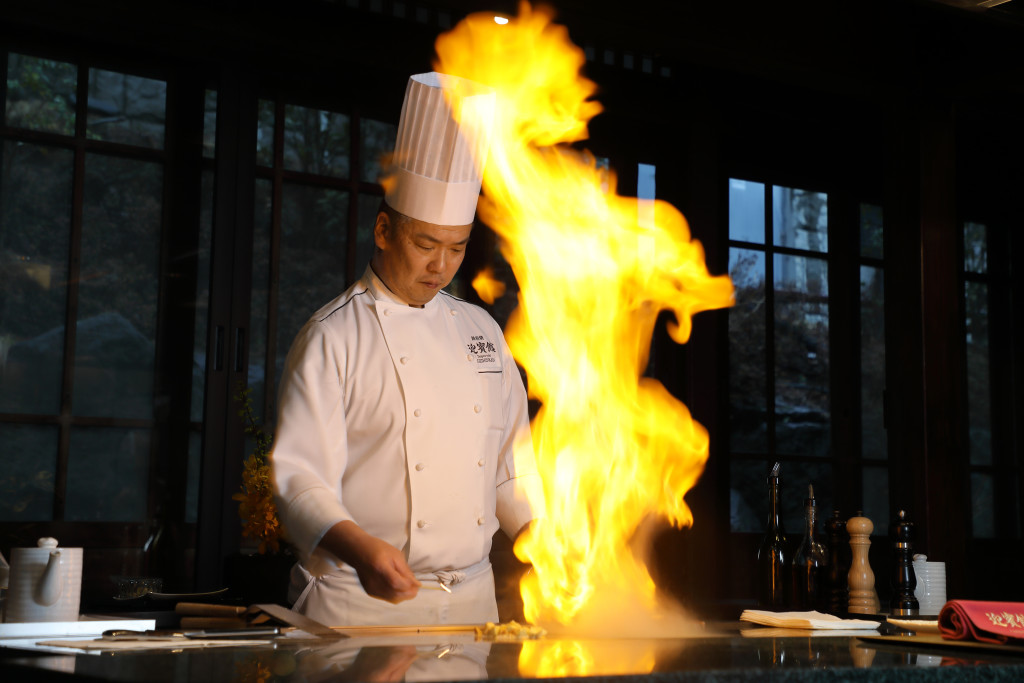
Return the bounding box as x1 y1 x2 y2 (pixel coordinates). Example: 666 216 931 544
740 610 879 630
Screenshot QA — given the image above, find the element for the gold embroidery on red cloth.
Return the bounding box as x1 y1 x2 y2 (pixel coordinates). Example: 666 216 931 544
984 612 1024 628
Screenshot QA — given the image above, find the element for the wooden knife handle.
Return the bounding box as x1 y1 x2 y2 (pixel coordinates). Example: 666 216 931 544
175 602 247 617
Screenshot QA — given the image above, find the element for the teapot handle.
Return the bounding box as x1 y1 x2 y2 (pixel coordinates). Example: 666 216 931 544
35 550 64 606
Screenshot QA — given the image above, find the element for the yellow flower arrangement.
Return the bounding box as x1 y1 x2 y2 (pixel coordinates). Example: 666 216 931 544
232 387 287 555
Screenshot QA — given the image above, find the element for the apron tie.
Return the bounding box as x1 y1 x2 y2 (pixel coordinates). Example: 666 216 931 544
424 556 492 591
433 569 467 588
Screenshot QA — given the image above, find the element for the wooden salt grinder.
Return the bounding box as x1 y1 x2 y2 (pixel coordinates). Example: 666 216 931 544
847 512 879 614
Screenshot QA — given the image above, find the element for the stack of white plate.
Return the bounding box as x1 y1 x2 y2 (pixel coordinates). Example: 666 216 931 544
913 556 947 615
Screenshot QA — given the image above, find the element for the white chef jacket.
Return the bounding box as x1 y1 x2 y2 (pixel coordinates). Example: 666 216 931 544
271 265 540 625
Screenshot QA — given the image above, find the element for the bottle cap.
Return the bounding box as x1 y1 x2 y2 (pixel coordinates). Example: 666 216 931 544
804 484 816 507
890 509 915 543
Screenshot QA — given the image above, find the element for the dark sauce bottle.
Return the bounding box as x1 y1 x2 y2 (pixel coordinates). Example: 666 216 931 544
756 462 788 609
790 484 827 611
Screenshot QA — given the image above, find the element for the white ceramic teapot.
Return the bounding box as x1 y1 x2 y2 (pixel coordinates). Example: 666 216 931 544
5 537 83 623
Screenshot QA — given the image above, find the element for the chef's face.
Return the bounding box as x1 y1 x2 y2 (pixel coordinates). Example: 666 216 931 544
372 208 472 307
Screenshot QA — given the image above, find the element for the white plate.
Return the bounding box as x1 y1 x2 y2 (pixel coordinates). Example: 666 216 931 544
887 618 941 633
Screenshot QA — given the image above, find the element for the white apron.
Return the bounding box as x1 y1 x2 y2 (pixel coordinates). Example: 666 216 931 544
289 556 498 627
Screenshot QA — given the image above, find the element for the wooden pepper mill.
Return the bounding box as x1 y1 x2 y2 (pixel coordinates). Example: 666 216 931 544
847 512 880 614
889 509 919 616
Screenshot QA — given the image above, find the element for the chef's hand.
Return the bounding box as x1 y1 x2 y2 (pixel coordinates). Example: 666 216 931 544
321 520 421 603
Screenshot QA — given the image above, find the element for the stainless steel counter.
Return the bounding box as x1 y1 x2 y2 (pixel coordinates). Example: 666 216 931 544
3 623 1024 682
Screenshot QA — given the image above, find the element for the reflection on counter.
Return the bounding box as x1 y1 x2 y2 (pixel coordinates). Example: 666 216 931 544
274 636 491 683
519 639 660 677
7 626 1024 682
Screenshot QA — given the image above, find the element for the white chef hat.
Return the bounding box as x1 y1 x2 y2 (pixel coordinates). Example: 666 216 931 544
384 72 495 226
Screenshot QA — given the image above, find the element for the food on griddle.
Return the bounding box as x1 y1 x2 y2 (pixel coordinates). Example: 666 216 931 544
475 620 547 640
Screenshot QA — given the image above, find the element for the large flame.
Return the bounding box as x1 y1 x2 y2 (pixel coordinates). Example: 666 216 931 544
436 3 734 632
471 265 507 305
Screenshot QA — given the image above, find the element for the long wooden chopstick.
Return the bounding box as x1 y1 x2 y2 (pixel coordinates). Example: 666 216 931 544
331 624 480 636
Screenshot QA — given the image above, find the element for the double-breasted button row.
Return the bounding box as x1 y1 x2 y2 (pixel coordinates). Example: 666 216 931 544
414 517 486 528
412 459 484 471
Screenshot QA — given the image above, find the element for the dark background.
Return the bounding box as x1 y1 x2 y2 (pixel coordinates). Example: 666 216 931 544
1 0 1022 617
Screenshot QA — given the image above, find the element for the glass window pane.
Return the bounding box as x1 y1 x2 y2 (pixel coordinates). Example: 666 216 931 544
360 117 396 183
256 99 275 167
774 254 830 456
0 424 58 520
780 462 833 533
283 105 350 178
87 69 166 149
859 203 883 260
728 248 766 452
862 466 889 533
275 184 349 409
66 427 150 521
5 53 77 135
356 193 381 278
729 460 767 533
730 459 833 534
971 472 994 539
249 178 273 418
965 280 991 465
202 90 217 159
75 154 162 419
860 265 886 460
964 222 987 274
773 186 827 252
728 178 764 244
0 142 73 415
637 162 656 229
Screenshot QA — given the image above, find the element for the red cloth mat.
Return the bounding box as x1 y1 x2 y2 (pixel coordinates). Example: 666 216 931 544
939 600 1024 644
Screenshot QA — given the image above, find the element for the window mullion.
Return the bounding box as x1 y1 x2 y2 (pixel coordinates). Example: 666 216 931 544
54 61 92 521
764 184 776 455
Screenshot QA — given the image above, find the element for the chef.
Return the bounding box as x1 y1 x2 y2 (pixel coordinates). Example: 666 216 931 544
270 72 542 627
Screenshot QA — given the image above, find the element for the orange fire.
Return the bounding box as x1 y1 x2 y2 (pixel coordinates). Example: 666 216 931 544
471 265 507 304
436 3 734 633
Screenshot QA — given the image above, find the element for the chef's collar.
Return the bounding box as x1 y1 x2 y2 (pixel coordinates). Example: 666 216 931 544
364 264 434 309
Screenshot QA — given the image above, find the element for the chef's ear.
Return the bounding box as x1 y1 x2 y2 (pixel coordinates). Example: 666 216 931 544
373 211 391 251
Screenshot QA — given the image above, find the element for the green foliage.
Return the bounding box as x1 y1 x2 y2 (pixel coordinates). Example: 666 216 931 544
236 384 273 467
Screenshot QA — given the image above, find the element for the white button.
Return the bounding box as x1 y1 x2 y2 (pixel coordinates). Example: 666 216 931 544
417 520 426 529
477 459 485 467
414 409 422 417
477 517 485 526
450 309 457 316
400 356 409 364
473 404 482 413
466 354 473 362
383 309 392 316
415 463 425 471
